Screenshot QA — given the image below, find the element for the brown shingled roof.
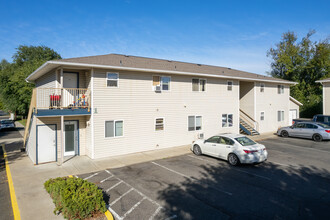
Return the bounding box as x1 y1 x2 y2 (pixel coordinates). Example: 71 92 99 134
59 53 292 83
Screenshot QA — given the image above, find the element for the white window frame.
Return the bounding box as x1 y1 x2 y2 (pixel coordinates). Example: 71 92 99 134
260 111 265 121
277 110 285 122
155 117 165 131
152 75 171 91
192 78 207 92
106 72 119 88
277 85 284 94
105 120 124 138
227 81 233 91
222 114 233 127
188 115 202 131
260 83 265 93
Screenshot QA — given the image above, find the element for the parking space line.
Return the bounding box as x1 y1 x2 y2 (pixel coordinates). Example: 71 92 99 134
187 155 271 181
149 206 163 220
165 215 178 220
108 206 123 220
110 188 134 206
151 162 190 179
100 175 114 183
151 161 233 196
83 172 99 180
106 180 123 192
122 197 146 218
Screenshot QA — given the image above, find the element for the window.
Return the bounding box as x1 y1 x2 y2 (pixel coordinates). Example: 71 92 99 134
277 111 285 122
205 136 220 143
306 124 318 129
107 73 119 87
227 81 233 91
260 112 265 121
155 118 164 131
260 83 265 92
153 76 170 91
219 137 235 145
105 120 123 137
188 116 202 131
277 85 284 94
192 79 206 92
222 114 233 127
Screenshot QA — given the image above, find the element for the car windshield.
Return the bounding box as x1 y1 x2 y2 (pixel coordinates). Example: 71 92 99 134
317 123 330 128
235 137 256 146
1 120 13 124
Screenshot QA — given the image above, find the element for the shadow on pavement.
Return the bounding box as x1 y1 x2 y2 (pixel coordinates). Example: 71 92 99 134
157 160 330 219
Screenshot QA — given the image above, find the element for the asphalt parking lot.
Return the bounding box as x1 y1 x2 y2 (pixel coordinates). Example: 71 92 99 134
78 136 330 220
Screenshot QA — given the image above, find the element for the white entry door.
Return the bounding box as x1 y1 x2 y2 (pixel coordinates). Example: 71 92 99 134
63 73 78 88
64 121 78 156
289 110 297 125
37 125 56 164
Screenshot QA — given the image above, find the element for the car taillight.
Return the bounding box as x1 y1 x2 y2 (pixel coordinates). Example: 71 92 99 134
325 130 330 133
243 150 258 154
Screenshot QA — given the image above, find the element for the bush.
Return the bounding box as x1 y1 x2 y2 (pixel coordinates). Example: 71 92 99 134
44 177 107 220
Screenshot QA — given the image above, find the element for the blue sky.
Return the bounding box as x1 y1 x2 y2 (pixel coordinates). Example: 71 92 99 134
0 0 329 75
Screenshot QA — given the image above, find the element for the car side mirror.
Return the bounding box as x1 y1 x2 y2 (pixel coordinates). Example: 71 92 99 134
204 140 207 144
290 126 294 129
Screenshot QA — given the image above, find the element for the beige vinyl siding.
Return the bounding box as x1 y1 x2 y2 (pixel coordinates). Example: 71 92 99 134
324 82 330 115
35 70 56 88
85 115 92 158
256 83 290 133
92 69 239 159
36 116 88 161
239 81 255 118
26 115 37 164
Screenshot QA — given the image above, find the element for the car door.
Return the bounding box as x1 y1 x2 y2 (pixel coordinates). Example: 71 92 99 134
290 123 305 137
304 123 318 138
213 137 234 159
202 136 220 156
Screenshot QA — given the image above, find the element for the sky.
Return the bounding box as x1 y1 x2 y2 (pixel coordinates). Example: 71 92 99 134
0 0 329 75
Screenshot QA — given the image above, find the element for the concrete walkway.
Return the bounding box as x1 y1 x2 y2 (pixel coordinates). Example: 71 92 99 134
4 131 276 220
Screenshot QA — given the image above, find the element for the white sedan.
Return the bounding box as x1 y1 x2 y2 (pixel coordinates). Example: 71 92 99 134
191 133 268 166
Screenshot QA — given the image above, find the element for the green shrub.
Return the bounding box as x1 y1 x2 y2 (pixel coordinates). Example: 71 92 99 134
44 177 107 220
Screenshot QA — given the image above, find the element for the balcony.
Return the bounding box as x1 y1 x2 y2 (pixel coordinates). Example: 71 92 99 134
33 88 91 117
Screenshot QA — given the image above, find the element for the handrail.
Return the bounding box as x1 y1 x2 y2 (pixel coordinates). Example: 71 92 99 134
239 109 259 132
23 88 36 148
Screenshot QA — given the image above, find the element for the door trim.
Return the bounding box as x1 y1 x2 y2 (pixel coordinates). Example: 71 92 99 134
63 71 79 88
36 124 57 165
64 120 79 156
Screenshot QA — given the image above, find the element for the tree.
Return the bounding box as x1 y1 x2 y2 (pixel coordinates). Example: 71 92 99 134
0 45 61 116
267 31 330 117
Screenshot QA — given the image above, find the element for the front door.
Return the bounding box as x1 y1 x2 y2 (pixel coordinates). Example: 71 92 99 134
63 72 78 107
289 110 297 125
64 121 78 156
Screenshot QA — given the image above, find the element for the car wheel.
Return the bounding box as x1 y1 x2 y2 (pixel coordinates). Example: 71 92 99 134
313 134 323 142
228 153 240 166
281 130 289 137
193 145 202 156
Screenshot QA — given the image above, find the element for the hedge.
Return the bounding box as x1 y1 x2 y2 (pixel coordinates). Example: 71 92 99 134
44 177 107 220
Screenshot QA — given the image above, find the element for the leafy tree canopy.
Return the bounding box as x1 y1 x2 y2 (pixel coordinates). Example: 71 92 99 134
0 45 61 115
267 30 330 117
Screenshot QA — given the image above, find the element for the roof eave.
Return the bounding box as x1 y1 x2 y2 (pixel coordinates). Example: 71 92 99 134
26 61 298 85
289 96 303 106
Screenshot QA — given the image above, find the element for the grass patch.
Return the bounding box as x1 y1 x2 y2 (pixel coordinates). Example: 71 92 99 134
16 119 26 127
44 177 107 220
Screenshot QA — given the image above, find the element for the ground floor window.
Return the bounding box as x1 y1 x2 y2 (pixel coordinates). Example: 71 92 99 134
277 111 285 122
188 116 202 131
155 118 164 131
105 120 123 137
222 114 233 127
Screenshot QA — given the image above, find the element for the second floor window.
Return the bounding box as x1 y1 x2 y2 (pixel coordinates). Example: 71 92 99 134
227 81 233 91
107 73 119 87
278 85 284 94
192 79 206 92
153 76 170 91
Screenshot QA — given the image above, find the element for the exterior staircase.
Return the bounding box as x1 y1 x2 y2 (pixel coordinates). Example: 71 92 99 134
240 118 259 136
239 109 260 136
